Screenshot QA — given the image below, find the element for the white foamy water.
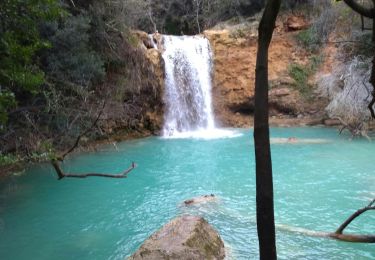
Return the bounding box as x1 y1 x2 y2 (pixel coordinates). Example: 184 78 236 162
162 128 243 140
161 35 240 139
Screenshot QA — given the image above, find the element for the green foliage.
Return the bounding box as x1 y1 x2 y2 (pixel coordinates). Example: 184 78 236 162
0 153 19 166
352 32 373 57
0 0 63 125
296 29 318 52
289 63 310 93
43 15 105 87
0 0 62 90
295 1 338 53
309 55 324 72
0 91 16 126
0 0 171 161
125 0 264 34
288 55 323 98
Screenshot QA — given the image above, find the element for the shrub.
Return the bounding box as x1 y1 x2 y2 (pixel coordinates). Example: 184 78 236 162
288 55 323 98
42 15 105 88
289 63 310 94
296 28 318 51
295 1 338 52
0 153 19 166
0 0 62 127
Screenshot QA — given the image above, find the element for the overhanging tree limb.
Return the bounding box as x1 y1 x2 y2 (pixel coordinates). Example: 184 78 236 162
342 0 375 18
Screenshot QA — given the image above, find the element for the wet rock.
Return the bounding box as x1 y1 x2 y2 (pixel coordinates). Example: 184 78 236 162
324 118 341 126
128 215 225 260
133 30 154 49
183 194 217 206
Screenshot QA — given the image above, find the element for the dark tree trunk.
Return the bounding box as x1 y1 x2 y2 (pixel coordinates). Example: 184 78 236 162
253 0 281 259
369 16 375 118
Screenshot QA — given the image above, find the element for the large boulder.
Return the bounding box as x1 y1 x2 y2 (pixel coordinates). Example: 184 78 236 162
128 215 225 260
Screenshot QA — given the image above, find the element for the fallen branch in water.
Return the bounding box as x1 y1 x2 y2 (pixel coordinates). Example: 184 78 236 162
52 160 136 180
50 101 137 180
330 198 375 243
278 199 375 243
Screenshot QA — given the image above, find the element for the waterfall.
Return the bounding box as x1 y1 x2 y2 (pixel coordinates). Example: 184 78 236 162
162 35 215 137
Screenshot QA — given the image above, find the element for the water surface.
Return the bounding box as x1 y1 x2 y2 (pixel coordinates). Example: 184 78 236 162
0 127 374 259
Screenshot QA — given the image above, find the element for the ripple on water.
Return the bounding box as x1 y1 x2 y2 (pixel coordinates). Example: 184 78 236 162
0 128 374 260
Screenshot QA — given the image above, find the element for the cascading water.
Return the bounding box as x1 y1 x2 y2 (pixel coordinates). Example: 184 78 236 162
162 35 216 137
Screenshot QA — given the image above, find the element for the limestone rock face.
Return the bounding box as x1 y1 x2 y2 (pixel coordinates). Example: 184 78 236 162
204 17 328 127
128 215 225 260
132 30 165 134
204 29 301 127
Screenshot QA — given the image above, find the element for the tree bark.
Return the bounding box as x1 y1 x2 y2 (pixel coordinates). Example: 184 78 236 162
335 199 375 234
369 14 375 118
343 0 374 18
254 0 281 259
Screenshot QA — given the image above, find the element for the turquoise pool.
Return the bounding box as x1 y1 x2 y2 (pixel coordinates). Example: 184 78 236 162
0 128 374 259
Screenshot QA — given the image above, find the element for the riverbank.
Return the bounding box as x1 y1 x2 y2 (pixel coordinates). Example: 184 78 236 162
0 129 151 179
4 115 375 178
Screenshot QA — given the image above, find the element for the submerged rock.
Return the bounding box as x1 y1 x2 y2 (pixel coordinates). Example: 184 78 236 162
128 215 225 260
183 194 217 206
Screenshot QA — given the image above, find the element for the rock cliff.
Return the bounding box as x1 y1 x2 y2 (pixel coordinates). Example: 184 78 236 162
136 15 332 130
204 16 329 127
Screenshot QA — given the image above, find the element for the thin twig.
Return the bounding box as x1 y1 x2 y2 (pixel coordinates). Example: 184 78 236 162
59 101 106 160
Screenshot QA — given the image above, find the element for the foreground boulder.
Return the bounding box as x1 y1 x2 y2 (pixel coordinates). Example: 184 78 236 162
128 215 225 260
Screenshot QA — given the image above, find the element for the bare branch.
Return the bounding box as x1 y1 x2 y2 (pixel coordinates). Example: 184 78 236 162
52 160 136 180
278 199 375 243
335 199 375 234
59 101 106 160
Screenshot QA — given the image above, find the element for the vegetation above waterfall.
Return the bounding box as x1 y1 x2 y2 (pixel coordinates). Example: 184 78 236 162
0 0 163 166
